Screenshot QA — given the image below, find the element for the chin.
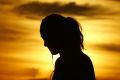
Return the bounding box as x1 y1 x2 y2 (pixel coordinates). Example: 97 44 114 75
51 51 59 55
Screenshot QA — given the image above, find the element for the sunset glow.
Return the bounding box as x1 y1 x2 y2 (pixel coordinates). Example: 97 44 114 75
0 0 120 80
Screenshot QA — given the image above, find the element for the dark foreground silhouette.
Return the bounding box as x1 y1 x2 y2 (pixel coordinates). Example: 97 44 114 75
40 14 95 80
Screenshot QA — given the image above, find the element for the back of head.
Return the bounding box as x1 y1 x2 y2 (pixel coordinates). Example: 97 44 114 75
66 17 84 49
40 14 84 50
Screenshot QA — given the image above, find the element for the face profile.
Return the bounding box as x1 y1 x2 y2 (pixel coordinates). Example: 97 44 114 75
40 14 95 80
40 14 66 55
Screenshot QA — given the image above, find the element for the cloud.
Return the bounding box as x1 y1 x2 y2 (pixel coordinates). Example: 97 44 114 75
0 0 14 5
0 18 39 43
108 0 120 2
0 24 30 42
12 1 114 19
0 18 42 53
113 0 120 1
94 44 120 53
0 0 26 5
0 65 40 79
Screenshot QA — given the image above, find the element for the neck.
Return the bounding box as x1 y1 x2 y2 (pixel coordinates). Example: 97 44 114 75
59 46 82 59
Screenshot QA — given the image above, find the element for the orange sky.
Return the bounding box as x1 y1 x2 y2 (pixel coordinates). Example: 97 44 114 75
0 0 120 80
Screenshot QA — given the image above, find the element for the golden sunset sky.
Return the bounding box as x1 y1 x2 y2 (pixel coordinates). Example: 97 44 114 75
0 0 120 80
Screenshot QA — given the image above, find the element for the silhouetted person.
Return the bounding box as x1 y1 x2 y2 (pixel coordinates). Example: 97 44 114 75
40 14 95 80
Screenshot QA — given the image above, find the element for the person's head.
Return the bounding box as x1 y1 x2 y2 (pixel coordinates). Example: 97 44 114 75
40 14 84 55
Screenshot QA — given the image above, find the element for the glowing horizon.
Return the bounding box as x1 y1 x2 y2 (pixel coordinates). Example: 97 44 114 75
0 0 120 80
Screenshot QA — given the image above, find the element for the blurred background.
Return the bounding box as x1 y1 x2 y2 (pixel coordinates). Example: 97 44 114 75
0 0 120 80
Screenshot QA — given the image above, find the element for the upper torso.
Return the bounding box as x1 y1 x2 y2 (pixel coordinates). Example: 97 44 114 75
52 52 95 80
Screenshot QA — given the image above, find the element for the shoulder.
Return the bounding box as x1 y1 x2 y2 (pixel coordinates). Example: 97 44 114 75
80 52 93 65
82 52 91 60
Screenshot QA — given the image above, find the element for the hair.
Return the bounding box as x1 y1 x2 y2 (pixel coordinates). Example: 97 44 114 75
40 14 84 50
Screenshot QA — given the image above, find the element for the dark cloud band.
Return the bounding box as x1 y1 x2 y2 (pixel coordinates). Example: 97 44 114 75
13 2 112 19
108 0 120 2
94 44 120 53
